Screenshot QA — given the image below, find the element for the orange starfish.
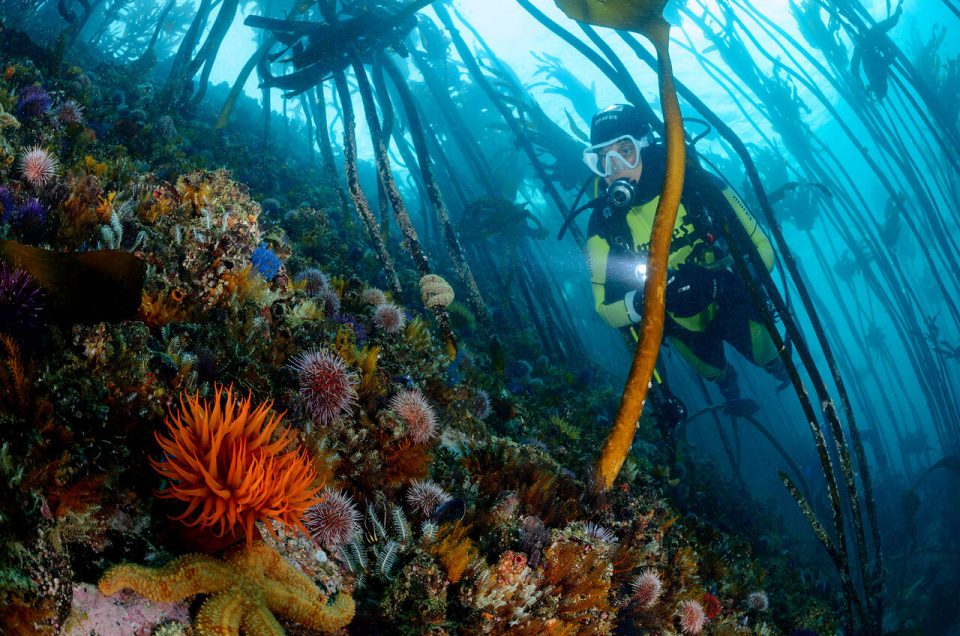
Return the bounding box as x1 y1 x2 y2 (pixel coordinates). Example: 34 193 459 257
99 542 354 635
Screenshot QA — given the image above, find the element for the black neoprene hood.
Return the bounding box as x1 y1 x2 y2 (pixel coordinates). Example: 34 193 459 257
589 104 651 145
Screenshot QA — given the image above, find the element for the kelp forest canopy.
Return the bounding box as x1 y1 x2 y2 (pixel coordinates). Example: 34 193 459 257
2 0 960 634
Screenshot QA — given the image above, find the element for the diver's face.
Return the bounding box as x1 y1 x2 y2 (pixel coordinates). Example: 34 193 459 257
602 138 643 186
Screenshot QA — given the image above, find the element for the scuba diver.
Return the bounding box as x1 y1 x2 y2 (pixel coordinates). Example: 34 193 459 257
850 0 903 101
580 104 790 419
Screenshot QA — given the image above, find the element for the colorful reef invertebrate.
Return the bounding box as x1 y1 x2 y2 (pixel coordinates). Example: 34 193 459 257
0 265 44 335
373 302 405 333
297 267 330 295
19 146 58 188
680 598 707 634
290 349 359 426
630 569 662 609
304 488 361 548
389 389 438 444
150 384 321 544
470 388 492 420
250 243 282 281
419 273 454 309
15 85 51 120
56 99 84 125
99 541 355 635
746 590 769 611
361 286 386 306
406 478 452 517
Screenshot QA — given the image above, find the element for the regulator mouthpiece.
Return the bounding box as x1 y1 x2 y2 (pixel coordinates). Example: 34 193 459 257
608 178 636 210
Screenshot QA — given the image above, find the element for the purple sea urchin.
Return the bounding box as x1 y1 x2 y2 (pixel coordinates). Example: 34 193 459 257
0 265 45 335
14 198 48 242
56 99 84 125
297 268 330 296
304 488 361 547
15 86 52 120
0 186 15 217
470 389 492 420
406 479 451 517
372 303 405 333
316 287 340 318
389 389 438 444
19 147 58 188
290 349 359 426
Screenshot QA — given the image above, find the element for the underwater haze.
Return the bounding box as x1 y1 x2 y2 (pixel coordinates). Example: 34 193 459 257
0 0 957 634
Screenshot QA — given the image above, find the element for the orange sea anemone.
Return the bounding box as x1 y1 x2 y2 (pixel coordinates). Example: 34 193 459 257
151 384 321 544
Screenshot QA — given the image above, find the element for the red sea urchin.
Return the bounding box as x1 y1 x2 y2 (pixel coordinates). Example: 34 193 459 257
304 488 361 548
19 146 58 188
290 349 359 426
389 389 438 444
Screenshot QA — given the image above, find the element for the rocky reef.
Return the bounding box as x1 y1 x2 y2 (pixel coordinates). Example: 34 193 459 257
0 26 836 636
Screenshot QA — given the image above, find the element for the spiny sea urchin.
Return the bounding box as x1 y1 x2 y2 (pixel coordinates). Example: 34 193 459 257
373 303 405 334
630 569 663 609
290 349 359 426
19 146 58 188
304 488 361 548
389 389 438 444
0 265 45 335
406 479 452 517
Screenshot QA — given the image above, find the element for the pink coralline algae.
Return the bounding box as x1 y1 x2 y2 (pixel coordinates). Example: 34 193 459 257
62 582 190 636
389 389 438 443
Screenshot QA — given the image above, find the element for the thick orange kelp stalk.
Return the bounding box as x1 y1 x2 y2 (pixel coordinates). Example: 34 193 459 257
552 0 686 491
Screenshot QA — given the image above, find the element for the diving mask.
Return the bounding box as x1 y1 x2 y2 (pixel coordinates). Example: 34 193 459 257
582 134 649 178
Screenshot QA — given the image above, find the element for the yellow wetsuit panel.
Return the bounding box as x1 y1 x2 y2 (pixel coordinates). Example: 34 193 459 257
586 187 774 334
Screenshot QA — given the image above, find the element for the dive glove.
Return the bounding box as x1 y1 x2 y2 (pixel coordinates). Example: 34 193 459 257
665 264 724 318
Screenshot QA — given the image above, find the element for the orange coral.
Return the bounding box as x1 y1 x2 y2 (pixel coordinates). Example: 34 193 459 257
428 523 477 584
151 384 321 545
